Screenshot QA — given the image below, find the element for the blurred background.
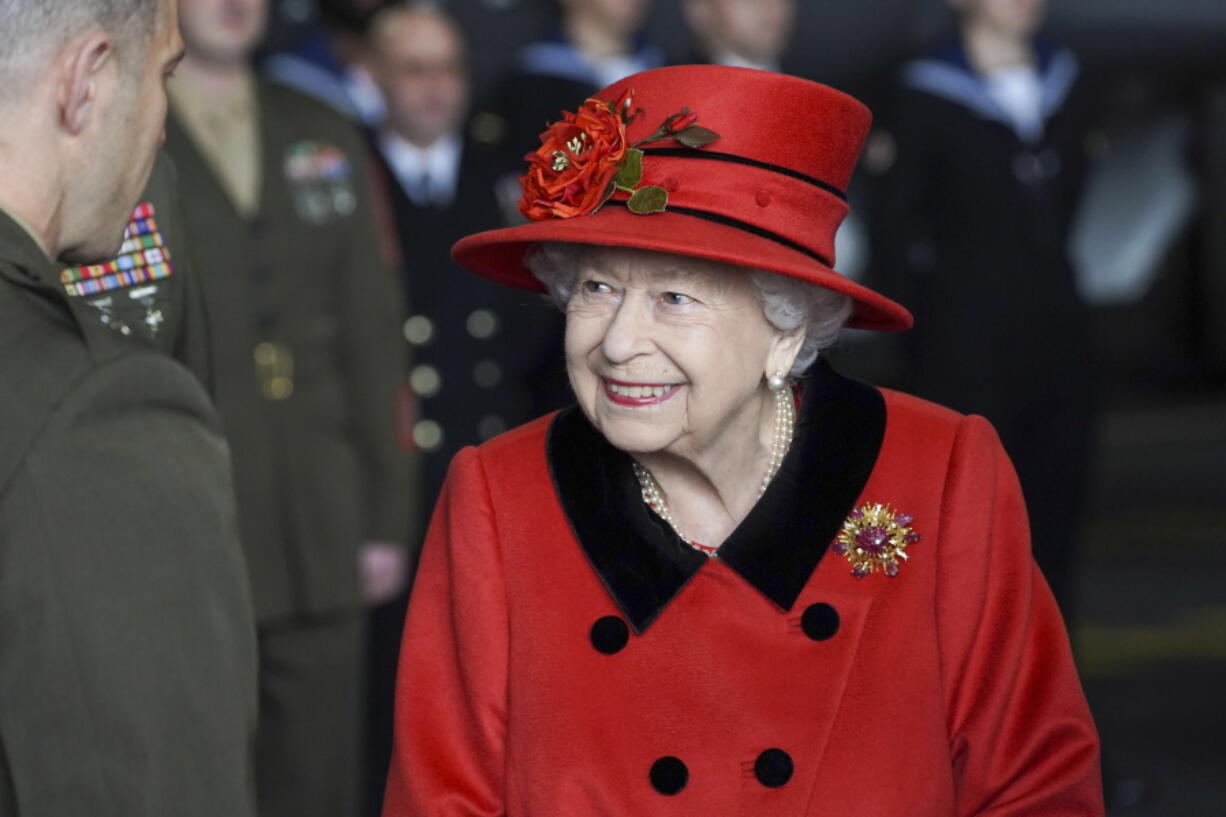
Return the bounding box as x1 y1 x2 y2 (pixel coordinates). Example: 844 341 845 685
252 0 1225 813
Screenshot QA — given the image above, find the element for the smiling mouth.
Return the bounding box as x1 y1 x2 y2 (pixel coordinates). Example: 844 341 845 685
603 379 682 406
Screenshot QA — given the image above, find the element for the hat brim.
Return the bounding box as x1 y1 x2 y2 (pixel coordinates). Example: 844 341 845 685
453 207 912 332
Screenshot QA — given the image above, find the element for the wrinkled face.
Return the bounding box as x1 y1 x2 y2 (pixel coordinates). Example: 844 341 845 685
66 0 184 263
706 0 794 64
372 11 468 147
958 0 1046 38
178 0 267 67
565 246 792 458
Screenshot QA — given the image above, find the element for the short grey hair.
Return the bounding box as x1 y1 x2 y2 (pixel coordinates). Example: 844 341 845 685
525 242 853 377
0 0 157 100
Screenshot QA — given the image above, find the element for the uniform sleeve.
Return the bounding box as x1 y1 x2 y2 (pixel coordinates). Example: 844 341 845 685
0 356 257 817
336 130 416 544
383 446 509 816
936 415 1104 817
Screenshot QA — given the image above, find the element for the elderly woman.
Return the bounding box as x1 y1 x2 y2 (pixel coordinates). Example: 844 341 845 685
382 65 1103 816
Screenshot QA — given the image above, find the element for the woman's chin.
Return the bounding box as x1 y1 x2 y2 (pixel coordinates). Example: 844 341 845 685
588 411 681 456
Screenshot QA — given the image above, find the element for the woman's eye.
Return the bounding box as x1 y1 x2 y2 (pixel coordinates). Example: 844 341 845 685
581 279 613 295
661 291 694 306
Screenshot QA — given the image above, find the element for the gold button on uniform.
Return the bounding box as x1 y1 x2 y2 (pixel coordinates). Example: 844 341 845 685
466 309 499 340
254 341 294 400
403 315 435 346
413 420 444 451
409 364 442 397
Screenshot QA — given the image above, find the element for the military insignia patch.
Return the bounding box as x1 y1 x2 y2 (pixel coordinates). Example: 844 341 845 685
62 203 173 297
62 202 173 339
284 140 358 225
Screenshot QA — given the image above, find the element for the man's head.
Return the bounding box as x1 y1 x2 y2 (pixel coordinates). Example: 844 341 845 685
683 0 794 68
368 3 468 148
558 0 650 43
948 0 1046 40
0 0 184 263
178 0 267 69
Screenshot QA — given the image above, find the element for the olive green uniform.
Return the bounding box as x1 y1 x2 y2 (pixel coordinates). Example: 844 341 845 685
165 79 413 817
0 204 258 816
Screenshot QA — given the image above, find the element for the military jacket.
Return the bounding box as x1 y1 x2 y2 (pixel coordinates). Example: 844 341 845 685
166 81 413 621
383 364 1103 816
0 212 257 816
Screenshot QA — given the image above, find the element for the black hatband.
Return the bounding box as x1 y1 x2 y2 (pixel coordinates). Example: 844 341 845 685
608 201 832 267
638 147 847 201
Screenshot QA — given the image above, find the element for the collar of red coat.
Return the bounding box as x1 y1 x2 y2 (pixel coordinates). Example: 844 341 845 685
547 360 886 633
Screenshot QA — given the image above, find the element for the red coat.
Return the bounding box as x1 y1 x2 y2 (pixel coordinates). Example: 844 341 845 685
383 365 1103 816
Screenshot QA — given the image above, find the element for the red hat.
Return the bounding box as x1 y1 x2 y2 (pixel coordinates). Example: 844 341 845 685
452 64 912 331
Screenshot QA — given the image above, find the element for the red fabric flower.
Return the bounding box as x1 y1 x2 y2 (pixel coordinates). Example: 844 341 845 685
519 93 631 221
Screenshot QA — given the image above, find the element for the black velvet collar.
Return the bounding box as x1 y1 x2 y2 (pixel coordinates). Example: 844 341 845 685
546 360 886 633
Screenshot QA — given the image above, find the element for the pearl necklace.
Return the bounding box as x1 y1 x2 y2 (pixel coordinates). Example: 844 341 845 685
633 386 796 555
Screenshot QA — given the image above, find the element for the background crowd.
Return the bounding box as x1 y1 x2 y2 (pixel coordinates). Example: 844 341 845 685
1 0 1222 815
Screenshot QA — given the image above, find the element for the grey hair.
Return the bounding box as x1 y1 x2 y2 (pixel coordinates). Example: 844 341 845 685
0 0 157 100
524 242 853 378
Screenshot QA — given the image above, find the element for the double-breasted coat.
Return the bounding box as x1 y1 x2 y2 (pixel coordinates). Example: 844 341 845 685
383 363 1102 816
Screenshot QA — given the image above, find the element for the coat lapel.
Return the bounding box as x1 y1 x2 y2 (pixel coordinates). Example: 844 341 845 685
547 361 886 632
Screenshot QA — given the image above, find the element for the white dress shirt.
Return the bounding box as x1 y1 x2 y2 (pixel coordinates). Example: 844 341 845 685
377 130 463 209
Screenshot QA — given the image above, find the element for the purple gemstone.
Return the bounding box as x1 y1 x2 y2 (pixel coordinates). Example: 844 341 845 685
884 559 899 577
855 526 889 554
852 564 870 578
832 541 848 555
896 514 913 526
904 532 922 544
849 509 863 519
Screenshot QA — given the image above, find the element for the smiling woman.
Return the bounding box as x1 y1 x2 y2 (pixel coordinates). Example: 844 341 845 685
382 64 1104 817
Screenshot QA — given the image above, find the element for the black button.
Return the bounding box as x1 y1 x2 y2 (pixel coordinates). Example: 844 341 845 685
589 615 629 654
801 602 839 641
649 756 688 795
754 748 793 788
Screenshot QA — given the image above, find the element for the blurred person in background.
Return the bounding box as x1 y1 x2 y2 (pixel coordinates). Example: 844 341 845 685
0 0 257 814
361 3 566 810
873 0 1098 615
168 0 414 814
681 0 795 73
264 0 390 125
477 0 664 181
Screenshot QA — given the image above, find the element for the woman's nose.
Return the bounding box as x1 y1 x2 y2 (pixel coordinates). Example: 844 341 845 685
600 297 654 364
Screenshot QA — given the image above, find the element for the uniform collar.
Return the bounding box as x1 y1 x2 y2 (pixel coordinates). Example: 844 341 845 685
0 208 57 290
547 360 886 633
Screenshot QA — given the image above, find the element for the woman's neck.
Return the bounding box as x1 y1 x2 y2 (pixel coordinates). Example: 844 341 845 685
635 387 777 548
961 20 1035 75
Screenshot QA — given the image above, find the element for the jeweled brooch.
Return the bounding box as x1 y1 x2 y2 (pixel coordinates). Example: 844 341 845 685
833 503 921 578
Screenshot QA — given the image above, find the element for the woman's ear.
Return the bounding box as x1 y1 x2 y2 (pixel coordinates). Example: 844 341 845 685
59 32 113 135
766 325 805 380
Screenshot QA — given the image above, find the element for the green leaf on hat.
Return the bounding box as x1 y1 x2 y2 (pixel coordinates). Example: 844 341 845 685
591 178 618 214
614 148 644 190
675 125 719 148
627 185 668 214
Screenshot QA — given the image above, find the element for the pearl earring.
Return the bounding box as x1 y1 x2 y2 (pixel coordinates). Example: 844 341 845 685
768 371 787 391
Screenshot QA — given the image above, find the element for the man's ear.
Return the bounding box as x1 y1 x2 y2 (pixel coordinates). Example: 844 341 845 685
60 32 114 135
